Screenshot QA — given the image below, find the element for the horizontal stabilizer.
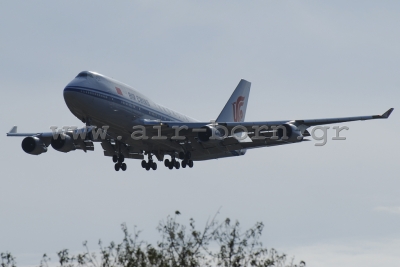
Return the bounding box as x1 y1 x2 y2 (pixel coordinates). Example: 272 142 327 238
6 125 37 137
9 126 17 134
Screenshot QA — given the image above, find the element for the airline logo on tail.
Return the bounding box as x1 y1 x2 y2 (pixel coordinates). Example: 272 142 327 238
232 96 245 122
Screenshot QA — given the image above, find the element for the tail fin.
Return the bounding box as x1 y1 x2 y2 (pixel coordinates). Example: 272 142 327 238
216 79 251 122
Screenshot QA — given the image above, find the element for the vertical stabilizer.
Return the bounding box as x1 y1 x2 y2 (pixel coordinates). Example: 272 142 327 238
216 79 251 122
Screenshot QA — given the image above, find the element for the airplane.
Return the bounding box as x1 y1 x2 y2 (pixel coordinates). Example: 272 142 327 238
7 71 394 171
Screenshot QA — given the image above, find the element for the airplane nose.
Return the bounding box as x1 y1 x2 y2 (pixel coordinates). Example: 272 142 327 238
63 85 74 95
63 72 88 98
63 86 77 107
64 76 85 108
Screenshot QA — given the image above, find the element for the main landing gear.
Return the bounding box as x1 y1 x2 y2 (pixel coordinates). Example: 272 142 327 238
112 151 193 171
164 158 180 170
181 159 194 168
113 154 127 171
164 151 193 170
141 154 157 171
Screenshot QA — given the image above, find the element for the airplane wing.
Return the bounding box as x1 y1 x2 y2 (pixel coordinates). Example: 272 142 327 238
7 108 393 163
128 108 393 160
143 108 394 136
6 126 96 154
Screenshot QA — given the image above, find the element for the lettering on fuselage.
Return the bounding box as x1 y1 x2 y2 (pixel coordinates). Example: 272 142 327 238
126 91 150 107
136 95 150 106
128 92 136 101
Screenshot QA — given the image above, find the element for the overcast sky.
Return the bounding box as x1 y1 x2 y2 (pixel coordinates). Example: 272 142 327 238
1 1 399 266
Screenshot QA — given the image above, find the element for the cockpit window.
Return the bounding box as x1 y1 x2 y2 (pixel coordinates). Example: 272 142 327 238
76 72 88 78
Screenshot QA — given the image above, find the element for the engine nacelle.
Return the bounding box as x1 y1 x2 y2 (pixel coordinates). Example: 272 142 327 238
197 126 224 142
51 134 76 153
21 137 48 155
275 124 303 142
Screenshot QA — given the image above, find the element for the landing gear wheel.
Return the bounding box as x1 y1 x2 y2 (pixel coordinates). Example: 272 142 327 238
179 152 185 160
188 160 193 168
181 160 187 168
175 161 180 169
112 155 118 163
164 159 170 167
141 160 147 168
168 163 174 170
152 162 157 170
114 163 121 171
118 155 125 163
145 163 151 171
121 163 127 171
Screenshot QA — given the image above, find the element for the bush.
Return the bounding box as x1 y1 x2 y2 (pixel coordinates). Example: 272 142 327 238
2 213 305 267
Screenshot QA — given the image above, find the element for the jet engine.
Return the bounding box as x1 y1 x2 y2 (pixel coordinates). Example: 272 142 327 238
275 124 303 142
51 134 76 152
21 136 48 155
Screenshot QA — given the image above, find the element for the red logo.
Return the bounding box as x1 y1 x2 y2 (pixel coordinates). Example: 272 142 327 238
232 96 245 122
115 87 123 95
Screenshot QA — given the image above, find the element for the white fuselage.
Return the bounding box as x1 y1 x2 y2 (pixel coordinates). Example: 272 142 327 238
64 71 196 125
63 71 240 160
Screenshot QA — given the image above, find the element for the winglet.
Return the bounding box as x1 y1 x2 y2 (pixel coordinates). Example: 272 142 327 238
8 126 17 134
381 108 394 118
372 108 394 119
